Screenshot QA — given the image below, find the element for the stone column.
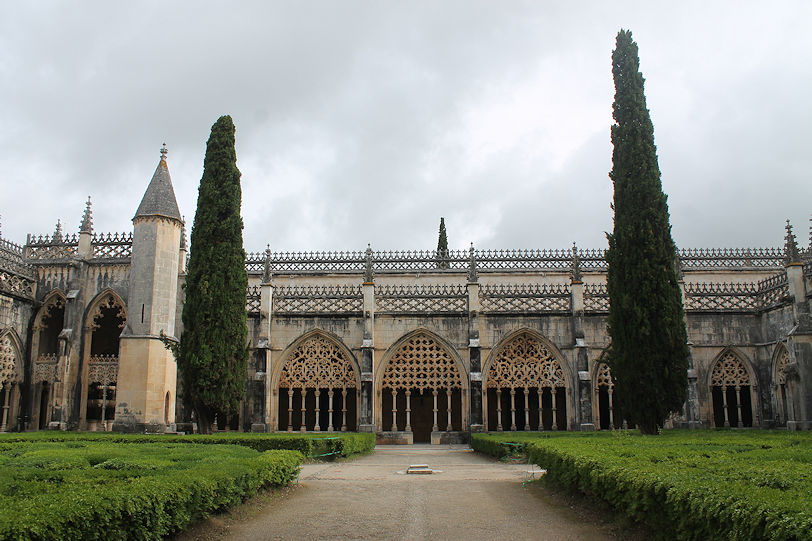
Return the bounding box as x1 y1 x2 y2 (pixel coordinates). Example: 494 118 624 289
785 260 812 430
571 276 594 431
360 268 375 432
259 274 273 432
467 270 483 430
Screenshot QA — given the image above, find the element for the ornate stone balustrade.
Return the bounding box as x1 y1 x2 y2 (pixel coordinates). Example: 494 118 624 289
375 284 466 313
245 246 787 275
246 285 261 315
683 282 761 312
756 272 790 311
583 283 609 313
0 269 36 299
479 284 571 313
87 355 119 385
25 233 78 260
91 232 133 259
33 354 58 383
273 285 363 314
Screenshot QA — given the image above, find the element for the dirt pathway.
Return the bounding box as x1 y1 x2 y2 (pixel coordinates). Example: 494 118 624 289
176 445 642 540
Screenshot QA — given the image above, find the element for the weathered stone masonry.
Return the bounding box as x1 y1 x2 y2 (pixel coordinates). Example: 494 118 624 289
0 150 810 439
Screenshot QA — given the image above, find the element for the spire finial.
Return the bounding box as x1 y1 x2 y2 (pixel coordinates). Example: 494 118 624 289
570 241 583 283
468 242 478 283
364 244 374 283
80 196 93 234
160 143 168 161
53 219 63 243
785 219 801 264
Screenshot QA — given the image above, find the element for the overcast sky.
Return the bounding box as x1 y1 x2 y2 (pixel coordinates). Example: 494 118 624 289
1 2 810 253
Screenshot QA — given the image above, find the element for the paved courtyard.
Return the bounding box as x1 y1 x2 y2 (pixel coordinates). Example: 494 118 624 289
176 445 641 540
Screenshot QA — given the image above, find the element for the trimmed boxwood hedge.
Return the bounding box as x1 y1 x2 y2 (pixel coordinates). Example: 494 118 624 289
0 431 376 460
0 442 303 540
472 430 812 541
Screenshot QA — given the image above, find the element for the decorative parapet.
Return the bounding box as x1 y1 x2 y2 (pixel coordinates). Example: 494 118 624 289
24 232 132 261
375 284 466 313
246 285 261 315
87 355 119 385
583 283 609 313
91 232 132 259
479 283 571 313
756 272 790 311
25 233 78 260
683 272 790 313
683 282 761 312
678 247 784 269
33 353 59 383
273 285 363 315
0 238 36 299
245 246 785 275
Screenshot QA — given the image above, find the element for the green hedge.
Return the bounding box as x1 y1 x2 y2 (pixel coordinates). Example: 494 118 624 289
472 430 812 541
0 441 303 540
0 431 376 460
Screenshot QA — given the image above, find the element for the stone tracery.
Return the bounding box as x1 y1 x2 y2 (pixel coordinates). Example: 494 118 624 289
278 334 359 432
382 333 463 391
710 350 755 428
485 332 567 432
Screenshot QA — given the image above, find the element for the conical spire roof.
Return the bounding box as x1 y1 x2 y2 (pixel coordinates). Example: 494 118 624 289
134 144 182 222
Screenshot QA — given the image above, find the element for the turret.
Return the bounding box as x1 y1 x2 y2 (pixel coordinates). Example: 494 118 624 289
115 144 183 432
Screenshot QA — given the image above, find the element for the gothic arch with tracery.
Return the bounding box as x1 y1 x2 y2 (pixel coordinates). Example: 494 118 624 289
378 331 466 442
0 331 23 432
709 349 757 428
772 344 794 426
593 362 622 430
484 330 569 431
82 290 127 430
276 332 360 432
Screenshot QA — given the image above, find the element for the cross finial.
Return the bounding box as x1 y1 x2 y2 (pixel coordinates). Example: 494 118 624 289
160 143 168 161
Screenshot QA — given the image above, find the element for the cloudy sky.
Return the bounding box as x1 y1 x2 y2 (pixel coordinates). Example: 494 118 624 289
1 1 810 253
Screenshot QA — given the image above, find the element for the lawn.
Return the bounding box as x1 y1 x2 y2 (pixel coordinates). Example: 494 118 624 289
472 430 812 541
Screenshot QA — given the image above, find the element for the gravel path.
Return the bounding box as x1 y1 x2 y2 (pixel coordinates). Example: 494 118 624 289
175 444 641 540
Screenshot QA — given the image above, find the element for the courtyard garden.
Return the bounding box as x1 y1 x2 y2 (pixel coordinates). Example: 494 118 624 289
472 430 812 540
0 432 375 540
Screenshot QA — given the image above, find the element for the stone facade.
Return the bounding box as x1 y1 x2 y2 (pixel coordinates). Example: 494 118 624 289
0 151 810 439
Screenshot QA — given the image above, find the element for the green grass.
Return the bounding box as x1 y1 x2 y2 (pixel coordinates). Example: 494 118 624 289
0 441 303 540
0 431 376 460
472 430 812 541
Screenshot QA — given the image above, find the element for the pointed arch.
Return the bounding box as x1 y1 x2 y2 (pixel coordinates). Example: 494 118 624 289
0 329 24 385
81 289 126 430
272 329 360 433
377 329 466 392
34 290 66 330
591 354 624 431
84 289 127 331
772 343 795 426
0 329 23 431
376 329 468 441
482 328 570 432
708 347 758 428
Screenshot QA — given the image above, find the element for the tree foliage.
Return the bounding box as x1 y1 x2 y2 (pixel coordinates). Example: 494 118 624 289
178 115 248 434
436 217 449 269
605 30 689 434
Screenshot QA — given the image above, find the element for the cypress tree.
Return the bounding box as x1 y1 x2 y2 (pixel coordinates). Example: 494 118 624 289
436 217 449 269
178 115 248 434
605 30 689 435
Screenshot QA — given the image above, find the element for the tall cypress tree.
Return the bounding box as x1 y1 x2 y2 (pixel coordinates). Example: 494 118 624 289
436 217 449 269
605 30 689 434
178 115 248 434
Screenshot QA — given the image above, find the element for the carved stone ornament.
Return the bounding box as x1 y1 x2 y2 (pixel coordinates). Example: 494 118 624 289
279 335 359 390
710 351 751 387
382 333 463 391
0 334 22 385
486 332 566 389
